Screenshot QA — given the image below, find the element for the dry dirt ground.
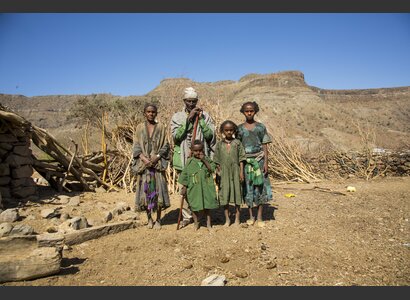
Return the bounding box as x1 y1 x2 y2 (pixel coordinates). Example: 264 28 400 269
2 176 409 286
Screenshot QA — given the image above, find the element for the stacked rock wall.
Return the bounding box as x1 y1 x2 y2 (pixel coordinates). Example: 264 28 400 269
0 130 37 208
308 151 410 179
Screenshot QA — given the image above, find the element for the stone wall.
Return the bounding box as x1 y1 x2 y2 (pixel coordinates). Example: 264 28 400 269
308 151 410 179
0 129 37 208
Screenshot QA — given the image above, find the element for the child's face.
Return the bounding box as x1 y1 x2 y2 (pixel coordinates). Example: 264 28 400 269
242 104 256 121
223 123 235 139
191 144 204 159
144 106 157 122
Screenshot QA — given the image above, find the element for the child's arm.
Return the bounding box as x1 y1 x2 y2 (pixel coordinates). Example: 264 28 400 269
262 143 269 176
239 161 244 182
200 153 213 173
238 141 246 182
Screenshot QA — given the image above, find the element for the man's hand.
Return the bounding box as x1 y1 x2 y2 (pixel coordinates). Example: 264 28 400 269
188 107 202 122
180 186 187 196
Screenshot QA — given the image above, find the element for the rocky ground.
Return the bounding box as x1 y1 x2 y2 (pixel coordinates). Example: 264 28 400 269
1 176 409 286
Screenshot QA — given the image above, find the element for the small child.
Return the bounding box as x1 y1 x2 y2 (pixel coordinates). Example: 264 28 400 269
237 101 273 227
178 140 218 230
213 120 246 226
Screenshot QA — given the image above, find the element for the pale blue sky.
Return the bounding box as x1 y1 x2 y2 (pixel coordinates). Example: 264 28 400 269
0 13 409 96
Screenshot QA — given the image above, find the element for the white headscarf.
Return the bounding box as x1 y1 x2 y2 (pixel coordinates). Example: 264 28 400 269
183 87 198 99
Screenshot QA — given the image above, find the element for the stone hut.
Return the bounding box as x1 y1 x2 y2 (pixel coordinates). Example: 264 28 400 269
0 105 37 208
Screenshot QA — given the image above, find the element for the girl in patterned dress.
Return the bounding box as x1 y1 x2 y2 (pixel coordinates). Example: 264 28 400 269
237 102 273 227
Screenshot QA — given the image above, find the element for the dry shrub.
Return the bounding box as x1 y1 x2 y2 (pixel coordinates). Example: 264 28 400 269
266 127 320 183
329 121 389 180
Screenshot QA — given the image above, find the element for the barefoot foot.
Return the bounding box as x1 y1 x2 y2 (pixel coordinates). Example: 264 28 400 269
153 220 162 230
147 218 154 229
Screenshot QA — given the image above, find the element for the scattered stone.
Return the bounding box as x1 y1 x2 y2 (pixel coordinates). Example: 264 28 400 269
0 246 61 283
10 224 34 236
63 245 71 251
95 187 106 193
117 211 139 221
60 213 70 221
346 186 356 192
0 223 13 237
235 270 249 278
58 216 88 232
35 177 49 186
40 208 58 219
183 262 193 269
220 256 230 263
0 208 19 223
115 201 130 212
37 233 65 253
58 221 73 233
261 243 267 251
266 261 277 269
68 196 80 206
96 202 107 210
111 207 123 217
64 220 139 246
201 274 226 286
57 195 70 204
102 211 113 223
70 216 89 230
25 214 35 220
50 217 61 226
46 226 58 233
87 218 95 226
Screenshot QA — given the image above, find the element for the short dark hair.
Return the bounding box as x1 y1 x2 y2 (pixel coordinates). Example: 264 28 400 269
191 139 204 149
219 120 238 134
144 103 158 112
240 101 259 113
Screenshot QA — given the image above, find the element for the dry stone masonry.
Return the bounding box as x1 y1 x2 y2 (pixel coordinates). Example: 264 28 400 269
308 150 410 179
0 116 37 209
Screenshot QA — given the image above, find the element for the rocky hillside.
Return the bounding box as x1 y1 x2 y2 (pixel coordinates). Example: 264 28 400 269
1 71 409 154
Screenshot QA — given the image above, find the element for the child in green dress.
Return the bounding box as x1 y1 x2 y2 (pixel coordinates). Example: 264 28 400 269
178 140 218 230
237 101 273 227
214 120 246 226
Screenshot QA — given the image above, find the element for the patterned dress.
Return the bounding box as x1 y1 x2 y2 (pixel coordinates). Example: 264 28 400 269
237 122 273 207
177 157 218 212
132 122 170 212
213 139 246 206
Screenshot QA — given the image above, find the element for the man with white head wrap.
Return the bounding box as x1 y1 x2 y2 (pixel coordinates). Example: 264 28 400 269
170 87 216 227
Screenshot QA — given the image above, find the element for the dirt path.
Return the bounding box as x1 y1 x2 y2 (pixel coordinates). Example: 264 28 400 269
2 177 409 286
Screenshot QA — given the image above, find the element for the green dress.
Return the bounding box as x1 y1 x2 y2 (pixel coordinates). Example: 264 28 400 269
178 157 218 212
213 139 246 206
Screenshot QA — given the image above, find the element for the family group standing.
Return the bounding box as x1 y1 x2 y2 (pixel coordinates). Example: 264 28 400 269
131 87 273 230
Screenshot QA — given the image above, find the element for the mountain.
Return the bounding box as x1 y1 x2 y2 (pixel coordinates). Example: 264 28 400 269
1 71 409 153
